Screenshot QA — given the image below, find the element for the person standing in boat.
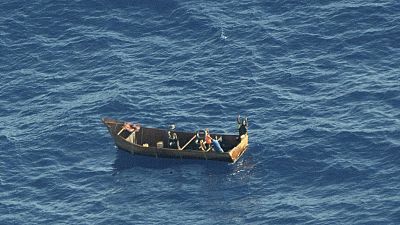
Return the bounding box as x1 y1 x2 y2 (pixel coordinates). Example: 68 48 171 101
168 124 181 149
237 115 248 138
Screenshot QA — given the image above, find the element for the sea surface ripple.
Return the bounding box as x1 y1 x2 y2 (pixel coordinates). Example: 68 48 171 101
1 0 399 224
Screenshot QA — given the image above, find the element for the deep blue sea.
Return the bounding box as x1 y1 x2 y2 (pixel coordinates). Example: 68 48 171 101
1 0 399 224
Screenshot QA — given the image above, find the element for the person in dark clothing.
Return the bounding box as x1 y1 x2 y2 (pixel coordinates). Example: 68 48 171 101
168 124 180 149
237 115 248 137
195 129 207 151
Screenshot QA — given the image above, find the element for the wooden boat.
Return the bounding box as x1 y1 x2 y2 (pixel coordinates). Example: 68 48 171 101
102 117 249 163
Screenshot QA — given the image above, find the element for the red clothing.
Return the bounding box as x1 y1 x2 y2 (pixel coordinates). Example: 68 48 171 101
124 123 140 132
205 134 212 145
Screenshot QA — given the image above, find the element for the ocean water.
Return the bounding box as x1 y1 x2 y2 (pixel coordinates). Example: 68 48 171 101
1 0 399 224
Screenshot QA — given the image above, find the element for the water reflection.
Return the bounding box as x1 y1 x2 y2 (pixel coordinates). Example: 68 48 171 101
111 148 257 179
112 149 229 171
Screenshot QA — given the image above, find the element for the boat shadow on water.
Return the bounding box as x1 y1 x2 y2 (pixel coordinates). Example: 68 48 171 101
111 148 256 177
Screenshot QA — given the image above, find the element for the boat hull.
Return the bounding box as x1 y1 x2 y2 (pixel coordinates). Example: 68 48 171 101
102 118 248 163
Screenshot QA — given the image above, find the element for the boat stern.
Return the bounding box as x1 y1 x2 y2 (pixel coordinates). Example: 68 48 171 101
229 134 249 163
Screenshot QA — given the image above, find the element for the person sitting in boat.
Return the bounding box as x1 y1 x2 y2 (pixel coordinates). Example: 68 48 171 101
168 124 180 149
205 128 212 150
211 135 224 153
195 130 207 151
237 115 248 138
205 129 224 153
124 122 140 133
119 122 140 144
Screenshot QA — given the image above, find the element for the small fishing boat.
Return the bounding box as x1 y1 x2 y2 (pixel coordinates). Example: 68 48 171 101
102 117 249 163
